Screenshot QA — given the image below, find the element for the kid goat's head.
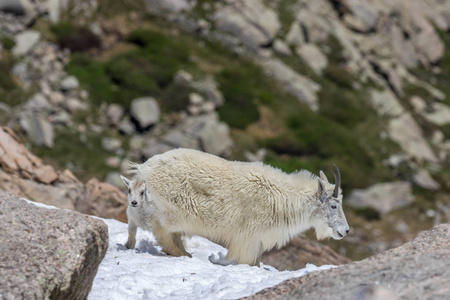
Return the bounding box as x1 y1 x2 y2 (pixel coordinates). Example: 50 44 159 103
313 164 349 241
120 175 146 208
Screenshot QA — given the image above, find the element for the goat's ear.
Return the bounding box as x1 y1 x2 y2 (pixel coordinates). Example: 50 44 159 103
318 179 327 202
120 175 131 188
319 170 329 182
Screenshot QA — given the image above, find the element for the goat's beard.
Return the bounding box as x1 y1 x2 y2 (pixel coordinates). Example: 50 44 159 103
315 225 333 240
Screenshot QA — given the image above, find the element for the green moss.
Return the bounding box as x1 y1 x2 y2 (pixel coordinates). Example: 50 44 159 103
50 22 100 52
216 61 281 129
276 0 298 34
0 52 29 107
1 36 15 50
97 0 145 17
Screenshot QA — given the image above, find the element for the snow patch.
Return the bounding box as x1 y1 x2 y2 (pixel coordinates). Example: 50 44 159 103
25 199 336 299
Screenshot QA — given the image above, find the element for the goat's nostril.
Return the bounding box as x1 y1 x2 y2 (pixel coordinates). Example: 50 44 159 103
131 201 137 205
346 229 350 234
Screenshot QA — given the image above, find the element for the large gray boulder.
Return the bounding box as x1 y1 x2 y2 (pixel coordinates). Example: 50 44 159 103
0 191 108 300
346 181 415 215
12 30 41 57
214 0 280 52
0 0 34 16
262 59 321 111
183 114 233 156
130 97 160 129
388 113 438 163
245 224 450 300
19 113 54 148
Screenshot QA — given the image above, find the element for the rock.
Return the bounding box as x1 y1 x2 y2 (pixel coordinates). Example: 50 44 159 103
347 181 415 215
60 75 80 91
0 127 127 218
183 114 233 156
48 91 65 105
12 30 41 56
65 97 88 112
286 22 304 47
388 113 438 163
262 59 321 111
296 44 328 75
272 39 291 56
273 39 292 56
25 93 52 113
295 9 331 44
174 70 194 85
104 172 123 189
246 224 450 300
0 0 33 15
244 149 267 162
144 0 192 14
130 97 160 129
412 98 450 126
192 77 224 107
189 93 204 105
368 89 404 117
344 0 379 31
413 169 440 191
106 104 124 126
101 137 122 153
117 118 135 135
142 143 173 159
214 0 280 52
20 114 54 148
48 0 62 23
78 178 128 219
0 191 108 300
49 110 72 125
161 130 201 150
399 1 444 66
261 234 351 271
201 101 215 113
105 156 121 168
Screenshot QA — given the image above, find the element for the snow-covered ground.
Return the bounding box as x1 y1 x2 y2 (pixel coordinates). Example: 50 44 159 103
89 218 335 300
25 200 335 299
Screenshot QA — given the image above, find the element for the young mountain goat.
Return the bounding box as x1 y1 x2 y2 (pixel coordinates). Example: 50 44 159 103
122 148 349 266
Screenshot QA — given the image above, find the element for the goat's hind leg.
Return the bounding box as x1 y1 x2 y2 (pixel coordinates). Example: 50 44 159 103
152 219 190 257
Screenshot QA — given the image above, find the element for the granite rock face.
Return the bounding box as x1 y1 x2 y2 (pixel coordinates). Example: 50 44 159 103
261 234 351 271
244 224 450 300
0 190 108 300
0 126 127 219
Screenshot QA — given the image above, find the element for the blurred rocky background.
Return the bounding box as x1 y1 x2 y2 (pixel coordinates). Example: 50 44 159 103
1 0 450 268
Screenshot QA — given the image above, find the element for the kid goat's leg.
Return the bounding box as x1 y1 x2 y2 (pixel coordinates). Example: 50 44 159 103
126 221 137 249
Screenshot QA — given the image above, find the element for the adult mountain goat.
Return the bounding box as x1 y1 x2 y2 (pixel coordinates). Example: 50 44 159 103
123 148 349 266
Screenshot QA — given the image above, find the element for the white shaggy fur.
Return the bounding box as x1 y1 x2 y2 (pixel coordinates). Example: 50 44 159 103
124 148 349 266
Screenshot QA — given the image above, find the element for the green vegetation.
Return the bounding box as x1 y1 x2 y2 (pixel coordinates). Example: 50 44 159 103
0 51 28 108
50 22 100 52
275 0 298 34
1 36 15 50
32 127 120 182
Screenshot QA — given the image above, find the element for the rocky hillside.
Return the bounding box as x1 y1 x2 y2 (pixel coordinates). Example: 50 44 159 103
0 0 449 261
245 223 450 299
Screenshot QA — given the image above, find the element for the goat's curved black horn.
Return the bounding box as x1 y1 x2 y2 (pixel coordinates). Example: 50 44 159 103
331 164 341 198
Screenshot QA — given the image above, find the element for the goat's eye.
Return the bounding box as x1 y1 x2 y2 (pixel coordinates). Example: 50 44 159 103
140 191 144 198
331 204 337 209
128 189 130 194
